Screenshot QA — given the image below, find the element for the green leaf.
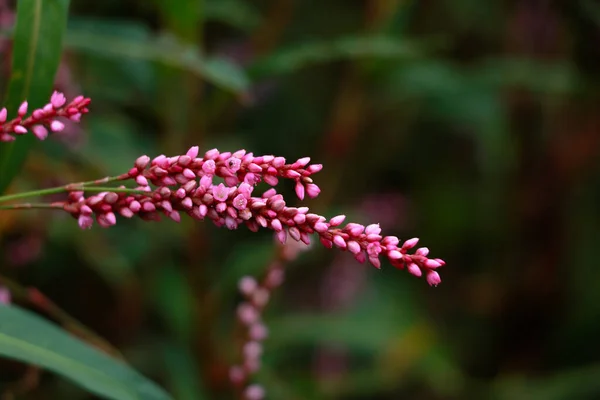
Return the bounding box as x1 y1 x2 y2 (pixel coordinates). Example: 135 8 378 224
65 27 249 95
0 305 173 400
0 0 70 194
249 36 425 78
204 0 262 32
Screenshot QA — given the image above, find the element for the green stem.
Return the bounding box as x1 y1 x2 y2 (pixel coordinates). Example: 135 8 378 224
0 203 61 210
0 183 148 204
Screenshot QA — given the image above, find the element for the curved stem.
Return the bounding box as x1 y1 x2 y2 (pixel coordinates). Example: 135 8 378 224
0 203 61 210
0 184 148 205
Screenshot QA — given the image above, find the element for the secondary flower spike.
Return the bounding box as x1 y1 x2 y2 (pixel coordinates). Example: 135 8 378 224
0 91 90 142
56 147 445 286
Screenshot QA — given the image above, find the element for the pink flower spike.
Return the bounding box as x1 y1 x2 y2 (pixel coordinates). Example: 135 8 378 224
0 108 6 123
50 91 66 108
330 215 346 226
426 270 442 287
50 120 65 132
18 101 28 116
294 181 305 200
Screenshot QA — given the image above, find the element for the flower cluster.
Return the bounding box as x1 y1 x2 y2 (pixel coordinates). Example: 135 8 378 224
230 267 284 400
0 91 90 142
56 146 445 285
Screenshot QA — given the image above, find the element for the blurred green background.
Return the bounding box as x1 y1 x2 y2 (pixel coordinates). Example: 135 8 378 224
2 0 600 399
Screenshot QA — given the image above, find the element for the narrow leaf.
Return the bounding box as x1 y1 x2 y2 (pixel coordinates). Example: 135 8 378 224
0 0 70 194
249 36 425 78
0 305 172 400
65 28 249 95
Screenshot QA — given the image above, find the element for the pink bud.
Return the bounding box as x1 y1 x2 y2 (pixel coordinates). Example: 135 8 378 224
388 250 403 260
425 259 443 269
271 219 283 231
307 164 323 173
332 235 346 248
347 241 361 254
50 91 66 108
229 366 245 385
233 194 248 210
407 263 422 277
225 156 241 173
263 174 279 186
243 341 263 360
415 247 429 256
330 215 346 226
244 384 265 400
249 323 268 341
239 276 258 296
314 222 329 232
0 108 6 122
365 224 381 235
402 238 419 250
30 125 47 140
186 146 199 159
294 181 305 200
237 303 259 325
213 183 229 202
369 256 381 269
18 101 28 116
13 125 27 134
306 183 321 198
78 215 93 229
426 270 441 286
135 175 148 186
272 156 286 167
50 120 64 132
205 148 220 159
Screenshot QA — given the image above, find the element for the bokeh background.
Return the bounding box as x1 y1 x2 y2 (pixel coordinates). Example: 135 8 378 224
1 0 600 399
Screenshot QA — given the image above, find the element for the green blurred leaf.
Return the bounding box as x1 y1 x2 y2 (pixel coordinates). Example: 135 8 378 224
162 342 209 400
0 305 172 400
205 0 262 32
249 36 424 78
153 0 201 41
65 28 249 95
0 0 70 194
